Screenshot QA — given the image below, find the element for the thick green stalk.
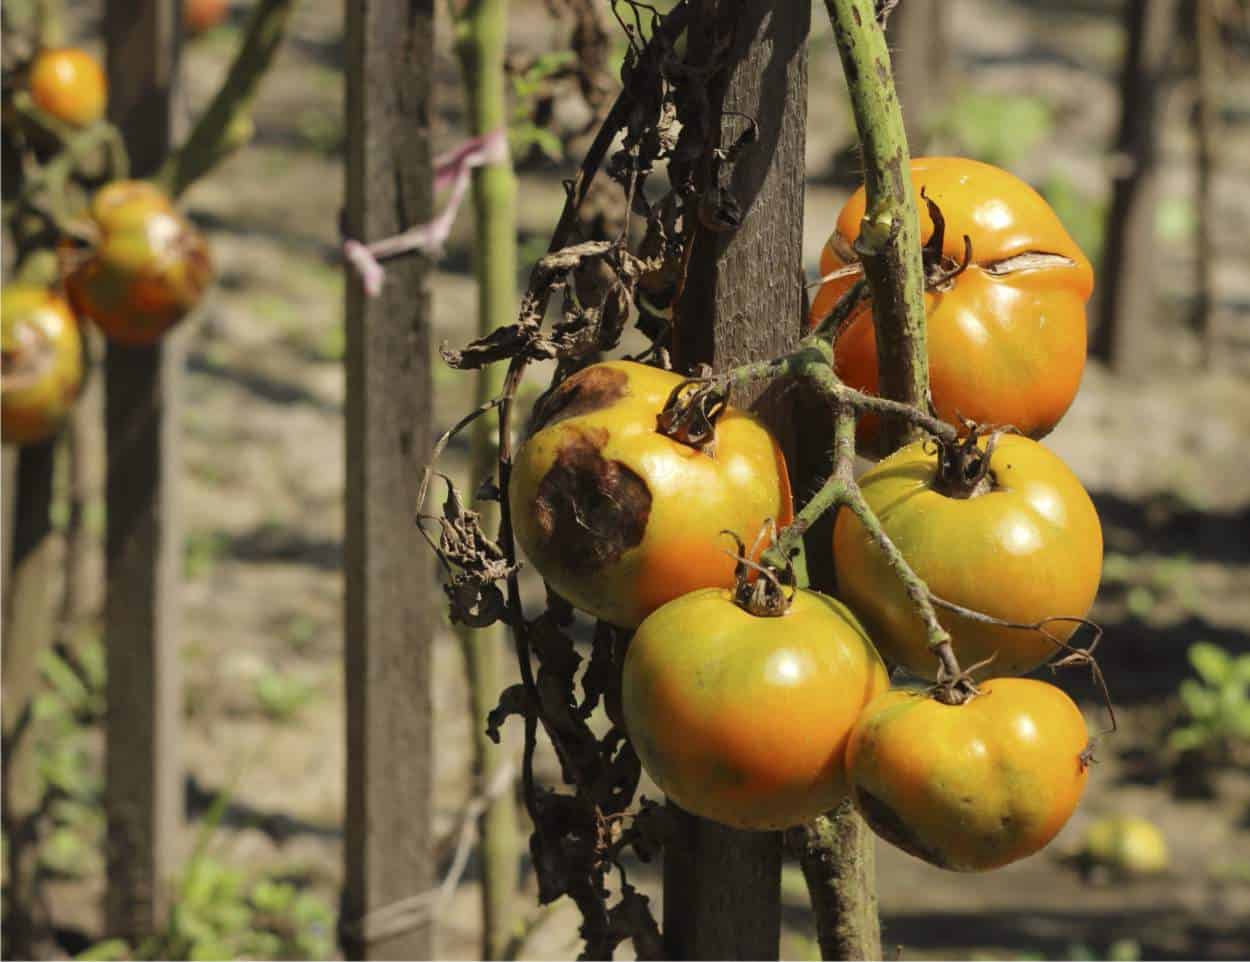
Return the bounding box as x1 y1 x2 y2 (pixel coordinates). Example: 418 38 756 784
452 1 519 957
825 0 929 454
156 0 299 199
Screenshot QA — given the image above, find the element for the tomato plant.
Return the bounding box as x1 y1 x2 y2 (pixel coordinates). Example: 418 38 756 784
623 580 888 830
811 157 1094 449
1 284 85 446
846 678 1090 871
834 430 1102 678
66 180 213 344
509 360 793 628
28 47 107 129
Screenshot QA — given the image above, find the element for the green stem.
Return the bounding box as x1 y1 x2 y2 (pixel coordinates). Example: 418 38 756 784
453 1 520 957
155 0 299 199
824 0 929 454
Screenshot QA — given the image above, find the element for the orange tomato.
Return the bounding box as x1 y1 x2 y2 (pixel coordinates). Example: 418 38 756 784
509 361 793 628
2 284 85 446
624 586 889 830
185 0 230 35
811 157 1093 450
846 678 1090 871
67 181 213 345
29 48 107 128
833 433 1102 678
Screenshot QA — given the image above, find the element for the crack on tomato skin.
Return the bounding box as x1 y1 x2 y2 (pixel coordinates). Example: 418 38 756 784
533 425 651 571
854 786 950 869
531 365 630 432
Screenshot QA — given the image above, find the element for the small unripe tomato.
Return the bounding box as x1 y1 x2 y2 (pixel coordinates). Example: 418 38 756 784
67 180 213 345
1079 814 1169 876
2 284 85 446
623 586 889 830
509 361 793 627
29 47 107 128
185 0 230 35
833 433 1102 678
812 157 1093 451
847 678 1090 871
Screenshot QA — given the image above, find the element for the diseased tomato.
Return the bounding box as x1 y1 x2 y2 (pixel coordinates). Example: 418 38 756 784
66 181 213 345
811 157 1093 451
846 678 1090 871
185 0 230 35
833 433 1102 679
623 586 889 830
2 284 85 446
28 47 107 129
509 360 793 628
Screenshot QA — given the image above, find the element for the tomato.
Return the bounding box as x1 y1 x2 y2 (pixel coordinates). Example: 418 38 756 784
67 181 213 345
846 678 1089 871
509 360 793 628
28 48 107 129
833 433 1102 679
185 0 230 35
623 586 889 830
811 157 1093 450
2 284 84 446
1079 814 1168 876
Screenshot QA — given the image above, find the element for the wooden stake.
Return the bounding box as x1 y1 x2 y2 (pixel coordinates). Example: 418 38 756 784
103 0 182 940
341 1 436 958
665 1 809 957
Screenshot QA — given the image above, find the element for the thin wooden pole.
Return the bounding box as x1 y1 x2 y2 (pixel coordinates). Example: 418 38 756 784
341 0 436 958
452 0 521 955
664 1 809 957
1091 0 1179 373
1193 0 1220 368
1 441 58 960
103 0 182 940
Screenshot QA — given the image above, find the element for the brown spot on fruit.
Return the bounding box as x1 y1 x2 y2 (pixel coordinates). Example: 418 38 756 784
534 426 651 570
855 787 950 869
532 365 629 432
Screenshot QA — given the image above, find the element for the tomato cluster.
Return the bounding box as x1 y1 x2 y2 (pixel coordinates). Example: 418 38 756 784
3 56 214 447
502 155 1105 872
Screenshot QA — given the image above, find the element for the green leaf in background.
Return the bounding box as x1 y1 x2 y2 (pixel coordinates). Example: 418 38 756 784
1189 640 1231 684
932 90 1055 169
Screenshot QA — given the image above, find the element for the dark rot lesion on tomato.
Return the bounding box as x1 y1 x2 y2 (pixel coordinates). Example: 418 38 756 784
533 425 652 569
854 786 951 870
532 364 630 432
1 326 54 391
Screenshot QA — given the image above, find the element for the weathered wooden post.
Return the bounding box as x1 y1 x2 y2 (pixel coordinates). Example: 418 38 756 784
2 440 59 958
103 0 183 940
1091 0 1180 373
340 0 436 958
663 1 809 957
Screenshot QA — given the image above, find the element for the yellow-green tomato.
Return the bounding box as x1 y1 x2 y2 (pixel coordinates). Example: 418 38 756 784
623 587 889 830
2 284 84 446
67 180 213 345
509 361 793 627
834 434 1103 678
1080 814 1169 875
846 678 1090 871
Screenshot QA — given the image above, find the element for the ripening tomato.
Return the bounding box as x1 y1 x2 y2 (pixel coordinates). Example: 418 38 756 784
509 360 793 628
846 678 1090 871
811 157 1093 451
29 48 107 128
2 284 85 446
833 433 1102 678
67 181 213 345
623 586 889 830
185 0 230 35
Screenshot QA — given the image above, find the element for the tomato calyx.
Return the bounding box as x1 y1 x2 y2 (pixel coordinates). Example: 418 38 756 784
723 526 793 617
656 374 727 452
929 422 1011 500
919 188 973 293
